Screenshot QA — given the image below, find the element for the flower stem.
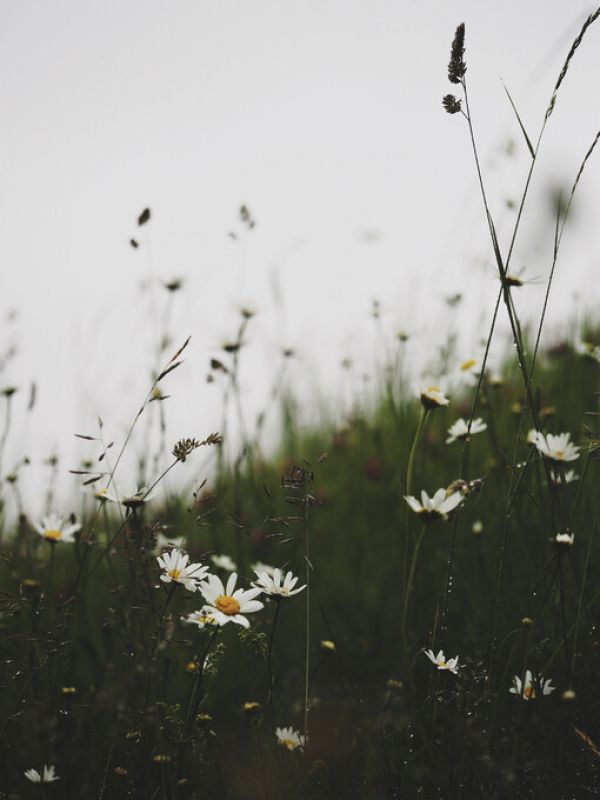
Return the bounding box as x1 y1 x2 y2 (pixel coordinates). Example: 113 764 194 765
402 525 426 652
406 408 428 497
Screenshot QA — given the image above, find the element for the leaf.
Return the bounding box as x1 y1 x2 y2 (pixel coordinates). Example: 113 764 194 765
502 82 535 159
158 360 183 382
74 433 96 441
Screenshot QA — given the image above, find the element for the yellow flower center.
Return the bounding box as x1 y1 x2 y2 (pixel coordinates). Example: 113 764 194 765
554 450 564 459
426 385 440 393
460 358 476 371
279 738 297 750
44 529 62 541
168 568 182 580
216 595 241 615
523 685 535 700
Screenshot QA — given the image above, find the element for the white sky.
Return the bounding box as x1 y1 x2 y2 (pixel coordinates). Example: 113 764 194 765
1 1 600 514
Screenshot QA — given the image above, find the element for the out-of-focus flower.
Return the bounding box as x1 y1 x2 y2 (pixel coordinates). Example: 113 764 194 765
419 385 449 410
104 485 160 509
200 573 264 629
34 514 80 544
549 469 579 486
275 726 305 751
446 417 487 444
154 533 186 552
210 553 237 571
183 610 217 629
529 431 580 463
24 765 60 783
510 670 555 700
553 531 575 550
424 649 459 674
157 548 210 592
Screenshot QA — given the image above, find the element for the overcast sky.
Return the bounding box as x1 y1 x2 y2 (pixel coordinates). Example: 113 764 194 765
1 1 599 515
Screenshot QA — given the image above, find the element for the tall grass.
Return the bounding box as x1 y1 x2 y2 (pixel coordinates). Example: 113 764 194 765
1 12 600 799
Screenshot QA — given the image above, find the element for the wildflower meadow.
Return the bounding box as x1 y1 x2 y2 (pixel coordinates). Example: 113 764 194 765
2 13 600 800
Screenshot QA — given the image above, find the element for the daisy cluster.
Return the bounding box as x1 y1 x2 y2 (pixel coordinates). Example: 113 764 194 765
155 547 305 630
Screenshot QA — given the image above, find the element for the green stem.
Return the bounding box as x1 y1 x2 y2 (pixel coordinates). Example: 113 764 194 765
406 408 428 497
402 525 426 651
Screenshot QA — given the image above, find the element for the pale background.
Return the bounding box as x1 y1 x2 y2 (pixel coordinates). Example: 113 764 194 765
1 1 599 516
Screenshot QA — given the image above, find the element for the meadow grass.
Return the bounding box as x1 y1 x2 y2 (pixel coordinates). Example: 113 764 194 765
2 12 600 799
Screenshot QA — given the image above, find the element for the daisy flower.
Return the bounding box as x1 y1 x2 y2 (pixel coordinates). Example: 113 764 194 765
154 532 186 552
456 356 480 386
104 485 160 509
34 514 80 544
528 431 580 463
275 726 305 751
252 567 306 598
183 609 218 629
24 764 60 783
200 572 264 628
404 488 464 522
510 669 555 700
574 340 600 363
251 561 276 576
157 548 210 592
446 417 487 444
419 385 449 410
553 531 575 550
210 553 237 571
549 469 579 486
424 649 459 674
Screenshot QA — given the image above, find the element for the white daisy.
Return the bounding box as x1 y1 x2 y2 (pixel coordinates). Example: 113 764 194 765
456 356 480 386
424 649 459 674
210 553 237 571
574 340 600 363
510 669 555 700
554 531 575 549
183 609 218 629
251 561 276 576
252 567 306 598
157 548 210 592
419 385 449 410
24 764 60 783
528 431 580 463
404 488 464 522
275 726 305 751
549 469 579 486
104 485 160 509
200 572 264 629
154 532 186 552
446 417 487 444
34 514 80 544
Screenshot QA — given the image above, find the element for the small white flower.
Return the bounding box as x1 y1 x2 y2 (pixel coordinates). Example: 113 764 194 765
510 669 555 700
275 726 305 751
200 572 264 628
154 532 186 552
104 485 160 509
34 514 80 544
554 531 575 549
252 567 306 598
528 430 580 463
456 356 480 385
424 649 459 674
251 561 276 576
574 340 600 363
210 553 237 571
446 417 487 444
405 488 464 522
471 520 484 535
419 384 449 410
24 764 60 783
157 548 210 592
549 469 579 486
183 609 218 629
